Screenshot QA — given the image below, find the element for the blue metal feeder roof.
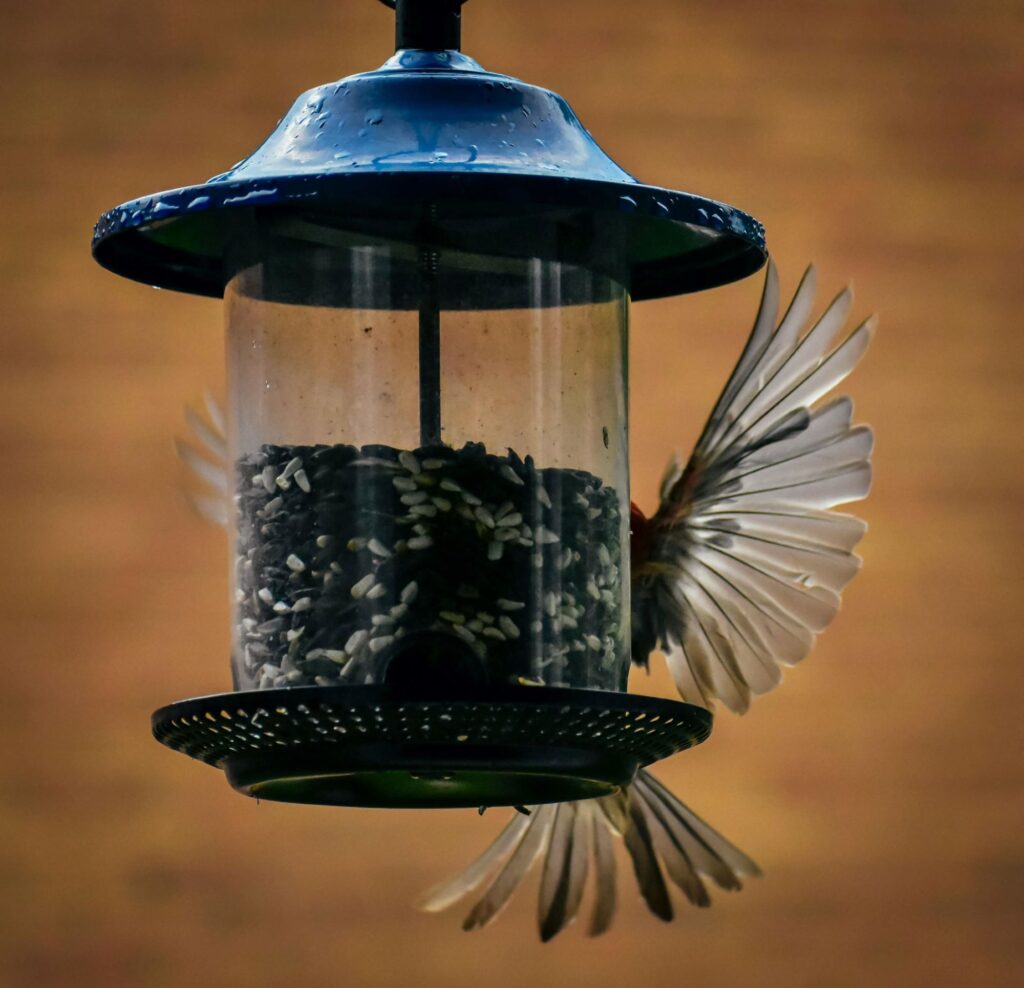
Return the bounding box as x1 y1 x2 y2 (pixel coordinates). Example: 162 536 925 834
92 45 766 301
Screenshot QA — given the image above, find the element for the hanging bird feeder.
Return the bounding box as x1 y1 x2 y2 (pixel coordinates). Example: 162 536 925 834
93 0 766 809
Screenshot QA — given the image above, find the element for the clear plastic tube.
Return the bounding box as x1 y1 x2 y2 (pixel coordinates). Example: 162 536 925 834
226 218 630 694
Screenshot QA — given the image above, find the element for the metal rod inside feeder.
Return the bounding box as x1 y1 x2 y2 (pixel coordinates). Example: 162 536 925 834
418 244 442 447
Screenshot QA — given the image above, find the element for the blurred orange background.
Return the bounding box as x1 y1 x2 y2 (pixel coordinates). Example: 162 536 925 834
2 1 1022 985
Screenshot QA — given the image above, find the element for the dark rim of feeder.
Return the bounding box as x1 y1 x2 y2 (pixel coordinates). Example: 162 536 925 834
152 685 713 809
92 0 766 301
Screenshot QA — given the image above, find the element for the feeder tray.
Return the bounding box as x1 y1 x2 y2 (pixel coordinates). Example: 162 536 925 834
153 685 711 808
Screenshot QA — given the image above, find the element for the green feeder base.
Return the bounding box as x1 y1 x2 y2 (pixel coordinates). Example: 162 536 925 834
152 685 712 809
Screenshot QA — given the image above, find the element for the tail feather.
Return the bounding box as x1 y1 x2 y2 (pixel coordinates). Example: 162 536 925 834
418 771 759 939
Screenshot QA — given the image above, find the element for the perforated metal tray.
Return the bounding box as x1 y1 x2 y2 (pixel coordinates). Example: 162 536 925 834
153 685 712 808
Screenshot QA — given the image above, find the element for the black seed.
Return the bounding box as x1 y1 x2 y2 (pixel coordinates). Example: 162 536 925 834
233 442 624 691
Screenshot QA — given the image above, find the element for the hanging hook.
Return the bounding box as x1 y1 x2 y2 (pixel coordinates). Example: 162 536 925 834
376 0 469 52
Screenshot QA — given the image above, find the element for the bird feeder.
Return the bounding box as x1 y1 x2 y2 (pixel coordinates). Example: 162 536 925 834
93 0 766 809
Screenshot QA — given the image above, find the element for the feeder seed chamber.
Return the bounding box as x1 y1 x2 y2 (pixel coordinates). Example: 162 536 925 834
93 0 766 809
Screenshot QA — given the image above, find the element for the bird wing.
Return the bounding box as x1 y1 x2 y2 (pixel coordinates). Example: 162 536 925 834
175 392 230 527
632 260 875 713
418 770 759 940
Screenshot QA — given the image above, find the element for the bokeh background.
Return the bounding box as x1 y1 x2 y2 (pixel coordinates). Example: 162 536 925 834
2 1 1022 985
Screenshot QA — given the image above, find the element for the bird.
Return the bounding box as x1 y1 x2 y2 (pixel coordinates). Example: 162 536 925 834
177 259 875 941
415 260 875 939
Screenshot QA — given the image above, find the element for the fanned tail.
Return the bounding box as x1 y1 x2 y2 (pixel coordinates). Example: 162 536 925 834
418 771 758 940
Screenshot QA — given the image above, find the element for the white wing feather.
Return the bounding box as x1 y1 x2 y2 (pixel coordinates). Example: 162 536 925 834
633 260 874 713
176 394 230 527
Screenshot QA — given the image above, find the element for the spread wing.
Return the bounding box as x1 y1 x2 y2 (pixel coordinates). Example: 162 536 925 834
175 392 229 527
418 770 760 941
631 260 875 713
424 261 875 937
